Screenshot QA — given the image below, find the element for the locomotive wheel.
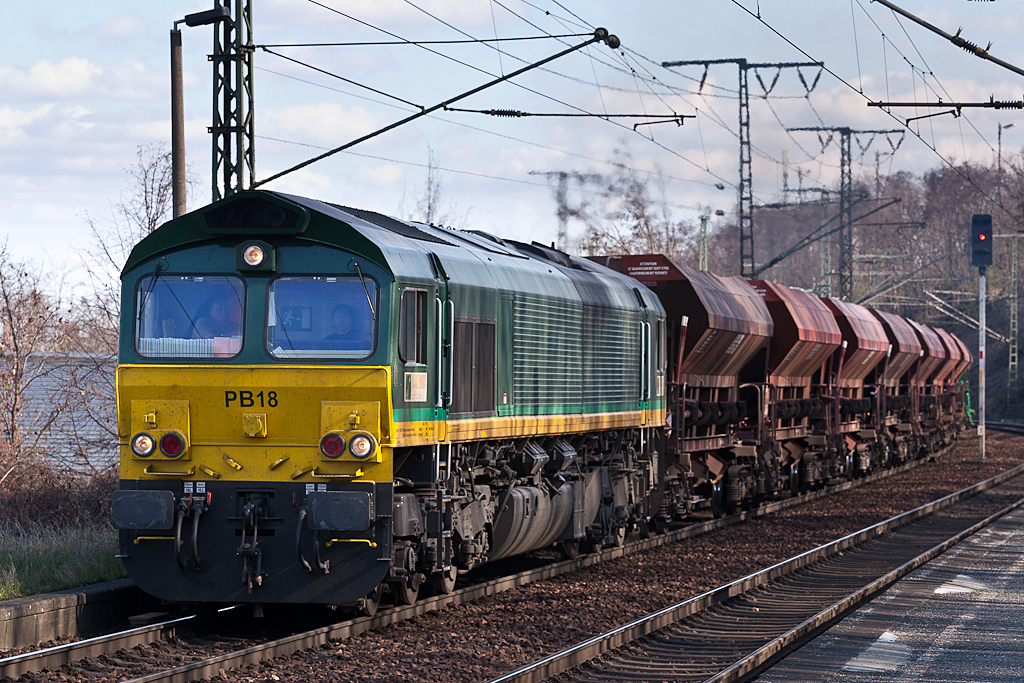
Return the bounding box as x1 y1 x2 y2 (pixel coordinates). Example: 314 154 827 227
395 573 422 606
431 565 457 595
559 540 581 560
361 582 385 617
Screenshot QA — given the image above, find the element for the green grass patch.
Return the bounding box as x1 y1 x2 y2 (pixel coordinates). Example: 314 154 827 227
0 522 126 599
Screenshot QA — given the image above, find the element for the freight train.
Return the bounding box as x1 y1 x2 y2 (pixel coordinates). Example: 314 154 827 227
111 190 971 613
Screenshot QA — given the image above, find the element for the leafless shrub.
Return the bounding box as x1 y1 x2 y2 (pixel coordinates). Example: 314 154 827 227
0 460 116 529
576 151 695 262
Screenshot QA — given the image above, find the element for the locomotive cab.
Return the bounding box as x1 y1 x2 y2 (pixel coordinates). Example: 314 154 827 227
113 192 403 605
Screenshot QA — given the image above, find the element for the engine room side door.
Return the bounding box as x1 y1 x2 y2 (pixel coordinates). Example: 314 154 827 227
636 288 651 426
429 253 452 442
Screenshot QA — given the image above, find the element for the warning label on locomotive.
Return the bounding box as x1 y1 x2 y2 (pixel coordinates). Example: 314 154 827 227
626 261 671 278
405 372 428 403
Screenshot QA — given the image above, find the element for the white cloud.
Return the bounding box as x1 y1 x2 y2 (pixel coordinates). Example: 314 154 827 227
0 104 56 144
260 0 492 34
0 57 162 103
95 13 148 40
363 163 404 185
265 167 332 196
0 58 101 100
261 102 382 147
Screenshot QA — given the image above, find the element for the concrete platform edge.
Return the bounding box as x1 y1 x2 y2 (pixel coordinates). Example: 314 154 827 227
0 579 144 650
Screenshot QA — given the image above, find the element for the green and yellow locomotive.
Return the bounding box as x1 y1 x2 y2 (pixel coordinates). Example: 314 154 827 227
112 191 666 609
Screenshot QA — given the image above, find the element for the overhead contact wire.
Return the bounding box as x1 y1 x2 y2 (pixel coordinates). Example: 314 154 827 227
256 65 724 192
258 34 586 47
730 0 1024 231
255 30 612 187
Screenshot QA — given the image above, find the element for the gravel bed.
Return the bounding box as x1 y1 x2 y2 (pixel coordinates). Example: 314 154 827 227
6 433 1017 683
220 434 1019 683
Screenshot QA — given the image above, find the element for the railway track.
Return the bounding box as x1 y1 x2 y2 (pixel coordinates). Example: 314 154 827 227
987 421 1024 437
0 442 971 683
484 460 1024 683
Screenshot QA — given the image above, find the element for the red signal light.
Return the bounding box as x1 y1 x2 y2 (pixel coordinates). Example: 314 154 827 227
320 433 345 458
980 233 987 240
159 432 185 457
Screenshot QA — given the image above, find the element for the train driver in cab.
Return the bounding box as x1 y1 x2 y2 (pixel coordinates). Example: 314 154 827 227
194 294 241 339
321 303 372 351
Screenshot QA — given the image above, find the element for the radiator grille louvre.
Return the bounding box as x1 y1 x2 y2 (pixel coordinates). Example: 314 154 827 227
512 296 641 409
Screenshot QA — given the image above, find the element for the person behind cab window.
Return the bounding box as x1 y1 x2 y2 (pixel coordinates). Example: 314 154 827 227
322 303 371 350
194 296 241 339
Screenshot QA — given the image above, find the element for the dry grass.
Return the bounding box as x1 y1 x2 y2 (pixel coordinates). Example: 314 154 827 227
0 456 125 599
0 522 124 599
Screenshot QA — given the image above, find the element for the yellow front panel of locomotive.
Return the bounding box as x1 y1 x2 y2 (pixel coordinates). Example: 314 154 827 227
117 364 393 483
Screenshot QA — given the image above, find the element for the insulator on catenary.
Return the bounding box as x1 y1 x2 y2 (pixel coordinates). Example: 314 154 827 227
486 109 524 117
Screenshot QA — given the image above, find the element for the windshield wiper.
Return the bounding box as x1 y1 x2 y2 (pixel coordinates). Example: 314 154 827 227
137 261 164 330
352 261 377 320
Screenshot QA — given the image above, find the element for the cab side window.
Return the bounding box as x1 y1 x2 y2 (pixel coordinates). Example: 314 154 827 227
398 289 426 365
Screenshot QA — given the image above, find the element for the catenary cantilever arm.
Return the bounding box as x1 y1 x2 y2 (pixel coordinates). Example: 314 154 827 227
254 28 620 187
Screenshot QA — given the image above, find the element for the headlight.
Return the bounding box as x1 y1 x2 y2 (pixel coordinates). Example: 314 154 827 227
320 433 345 458
131 433 156 457
159 432 185 457
348 434 375 459
242 244 265 266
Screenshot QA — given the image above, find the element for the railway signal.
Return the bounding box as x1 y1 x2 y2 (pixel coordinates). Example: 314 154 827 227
973 214 991 460
972 214 993 268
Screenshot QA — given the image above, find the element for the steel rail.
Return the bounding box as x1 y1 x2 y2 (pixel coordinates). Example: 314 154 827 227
0 605 246 679
707 491 1024 683
0 614 195 679
0 442 955 682
483 459 1024 683
987 421 1024 437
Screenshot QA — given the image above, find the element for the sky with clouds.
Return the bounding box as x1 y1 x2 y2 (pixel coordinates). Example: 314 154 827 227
3 0 1024 288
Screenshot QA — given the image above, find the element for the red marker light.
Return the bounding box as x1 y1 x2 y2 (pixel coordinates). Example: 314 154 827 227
320 433 345 458
160 432 185 457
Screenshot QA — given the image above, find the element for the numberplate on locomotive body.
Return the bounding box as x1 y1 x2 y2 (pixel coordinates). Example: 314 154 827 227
224 390 280 408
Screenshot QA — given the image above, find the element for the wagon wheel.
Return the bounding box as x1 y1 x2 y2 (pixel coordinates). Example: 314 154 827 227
710 479 726 518
361 582 385 617
649 516 668 536
789 462 801 497
559 540 581 560
394 572 422 606
430 565 457 595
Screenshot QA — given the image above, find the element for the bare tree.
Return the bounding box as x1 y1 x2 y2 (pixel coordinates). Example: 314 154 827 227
0 245 73 466
418 147 444 225
398 147 468 227
579 152 694 262
78 143 179 346
31 143 184 474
